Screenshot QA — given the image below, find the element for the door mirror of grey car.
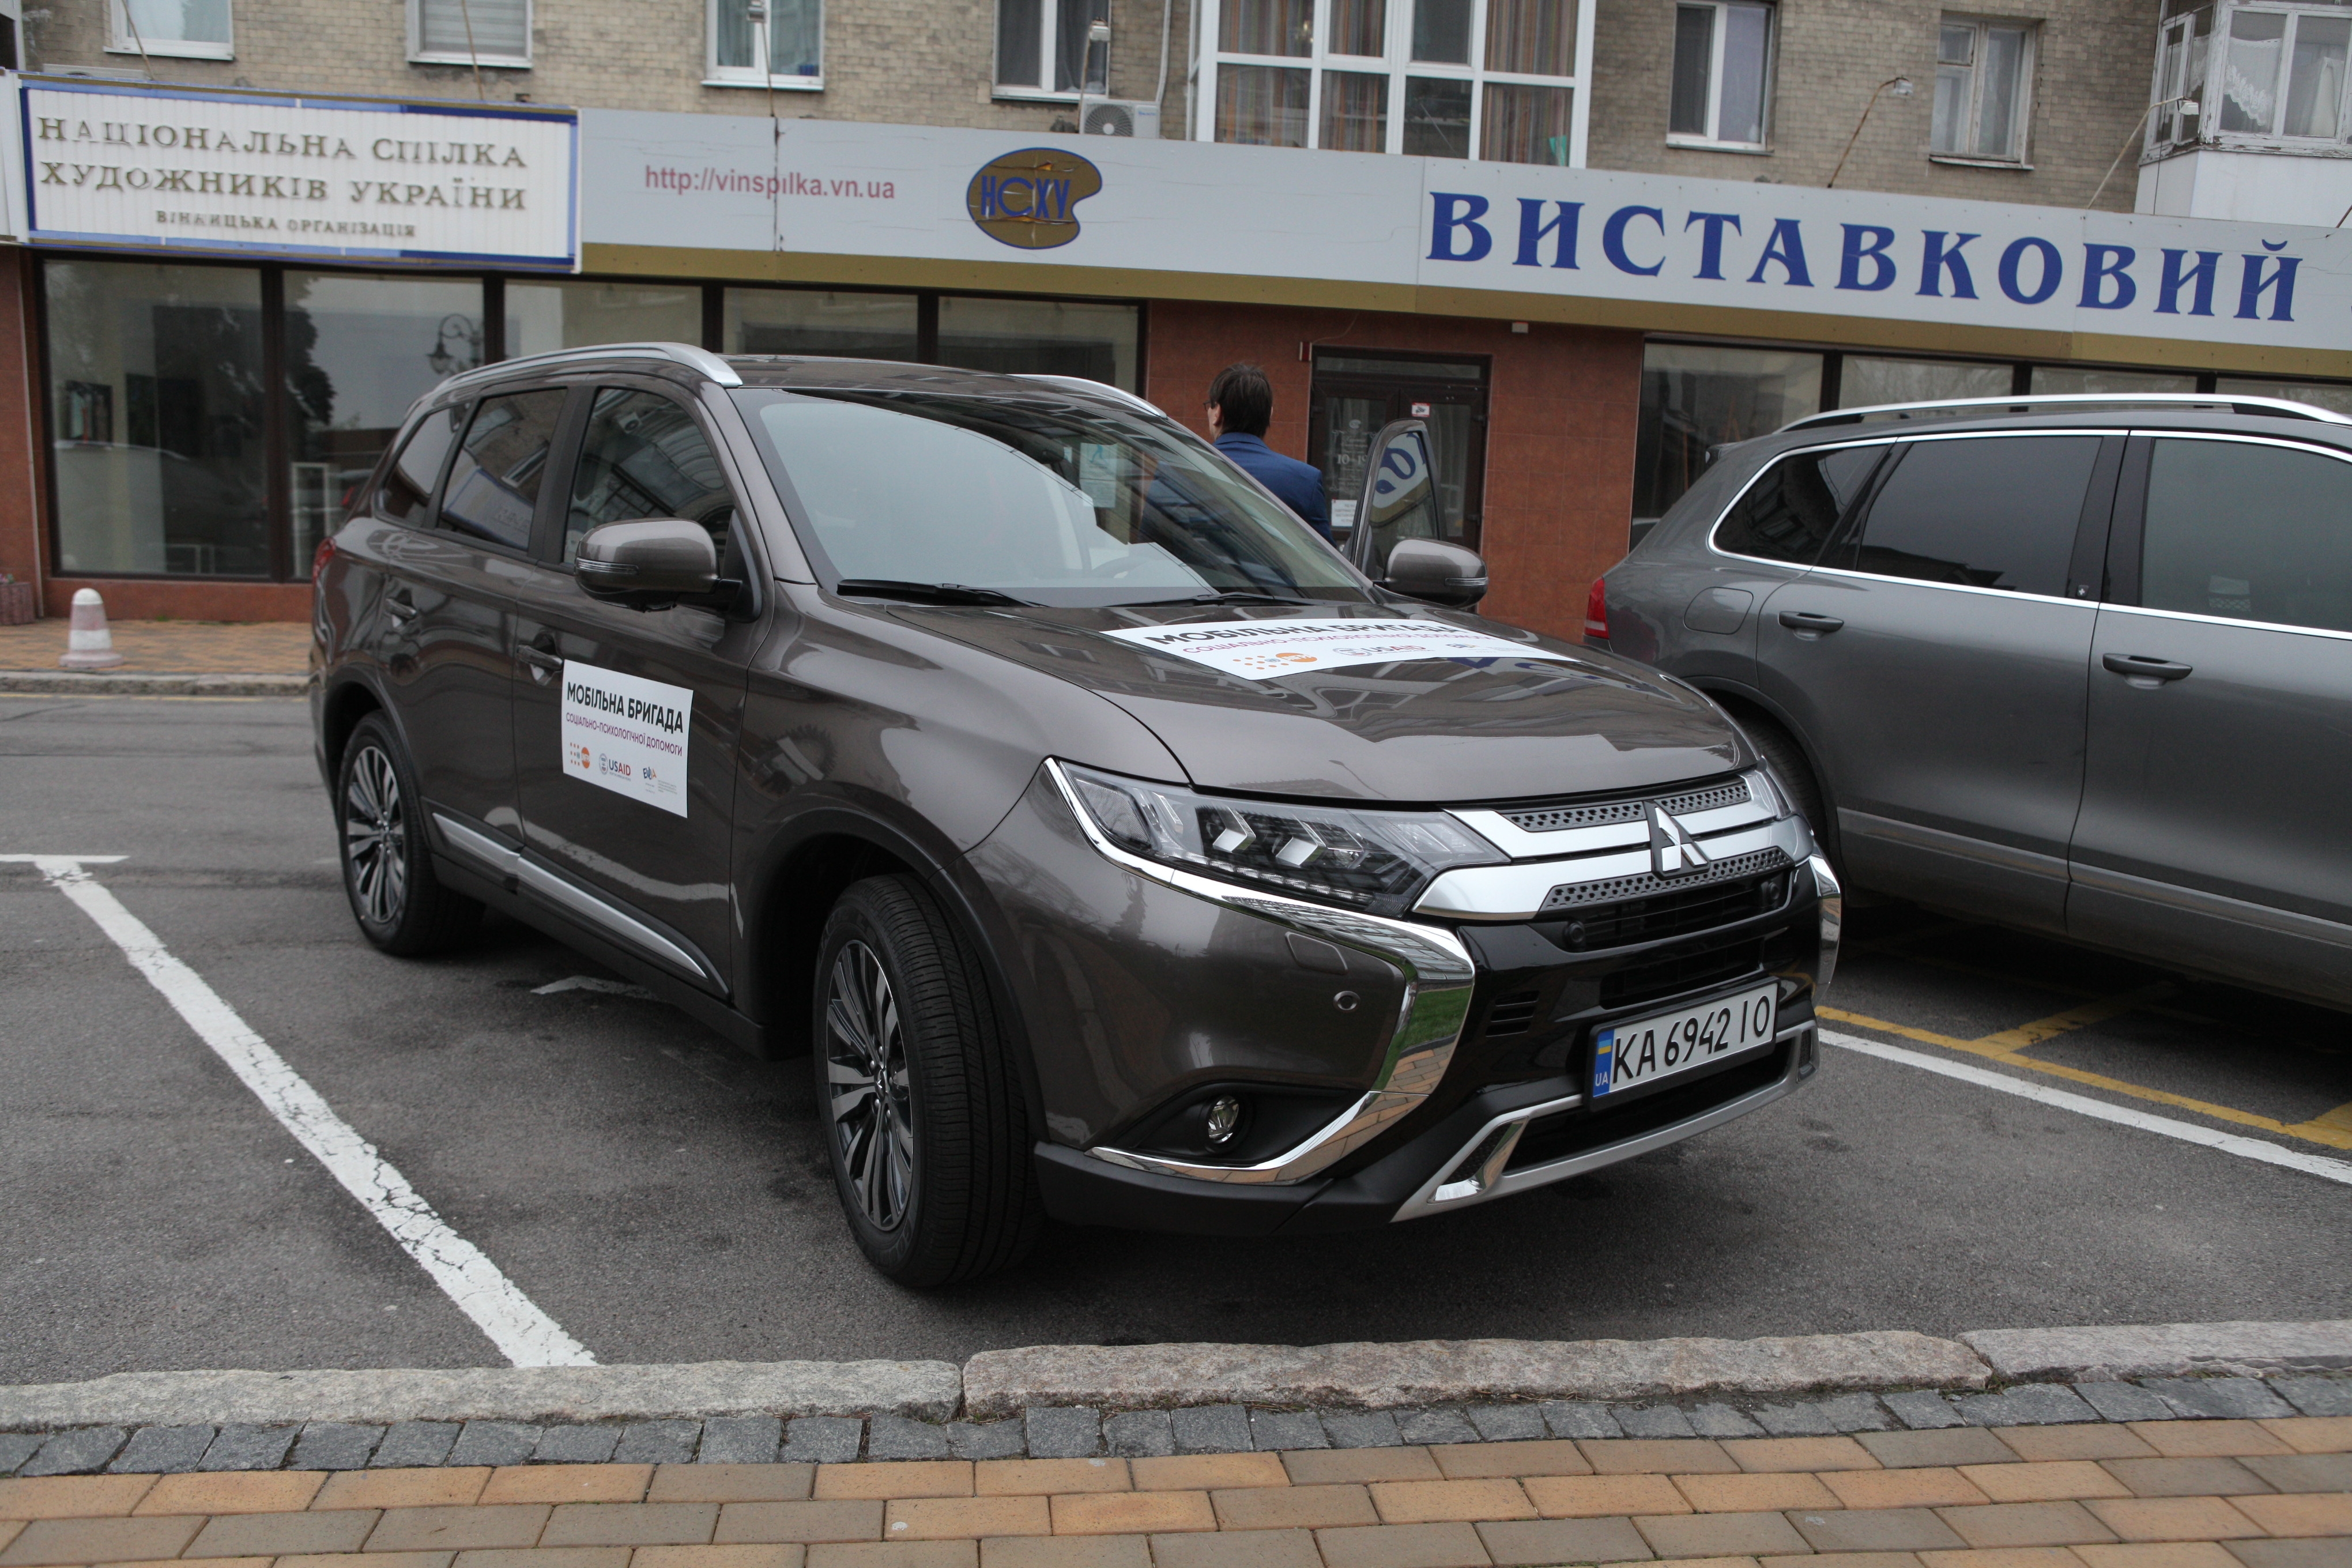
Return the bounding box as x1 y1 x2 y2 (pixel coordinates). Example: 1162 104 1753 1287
1384 538 1488 609
575 518 725 609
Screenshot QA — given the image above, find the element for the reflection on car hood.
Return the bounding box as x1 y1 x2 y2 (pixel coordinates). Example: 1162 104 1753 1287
892 602 1747 803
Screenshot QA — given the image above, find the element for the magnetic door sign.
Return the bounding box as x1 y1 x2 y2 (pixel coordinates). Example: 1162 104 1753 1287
966 148 1100 250
20 80 578 267
560 662 691 817
1099 618 1577 680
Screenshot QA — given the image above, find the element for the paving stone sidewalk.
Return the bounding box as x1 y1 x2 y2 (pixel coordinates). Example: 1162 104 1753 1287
0 620 309 676
1 1415 2343 1568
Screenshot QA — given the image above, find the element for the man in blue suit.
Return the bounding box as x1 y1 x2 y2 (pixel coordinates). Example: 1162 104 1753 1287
1206 363 1333 541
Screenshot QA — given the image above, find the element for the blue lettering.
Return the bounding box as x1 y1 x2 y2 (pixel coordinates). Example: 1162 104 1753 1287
1919 231 1980 299
2157 249 2220 316
1999 236 2063 304
1428 192 1492 261
1838 224 1897 291
1745 218 1813 287
2079 243 2136 310
1601 205 1664 276
2238 250 2300 321
1685 212 1741 281
1513 198 1581 268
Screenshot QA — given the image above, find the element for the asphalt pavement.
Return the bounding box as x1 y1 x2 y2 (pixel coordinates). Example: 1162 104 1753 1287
3 693 2345 1385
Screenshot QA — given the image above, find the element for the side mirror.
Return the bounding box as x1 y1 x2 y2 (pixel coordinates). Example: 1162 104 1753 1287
575 518 721 609
1385 538 1488 609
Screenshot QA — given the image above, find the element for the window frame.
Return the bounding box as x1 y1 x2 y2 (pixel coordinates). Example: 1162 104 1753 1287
1666 0 1777 152
1193 0 1596 163
408 0 533 70
2149 3 2212 151
107 0 235 60
994 0 1109 103
1931 13 2037 167
705 0 826 92
2198 2 2352 144
2110 431 2352 640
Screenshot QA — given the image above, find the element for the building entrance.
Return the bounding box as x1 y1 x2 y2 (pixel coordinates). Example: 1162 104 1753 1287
1309 351 1489 552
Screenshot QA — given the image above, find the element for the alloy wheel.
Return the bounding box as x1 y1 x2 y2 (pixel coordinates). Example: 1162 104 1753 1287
344 744 409 928
824 939 915 1231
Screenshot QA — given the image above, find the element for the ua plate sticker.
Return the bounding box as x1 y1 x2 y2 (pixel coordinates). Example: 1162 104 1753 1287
560 661 691 817
1099 618 1576 681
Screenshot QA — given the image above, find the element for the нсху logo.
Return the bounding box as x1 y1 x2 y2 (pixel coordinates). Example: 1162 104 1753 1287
966 148 1102 250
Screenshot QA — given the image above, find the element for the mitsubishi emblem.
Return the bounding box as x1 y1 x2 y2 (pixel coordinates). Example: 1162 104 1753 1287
1649 804 1708 877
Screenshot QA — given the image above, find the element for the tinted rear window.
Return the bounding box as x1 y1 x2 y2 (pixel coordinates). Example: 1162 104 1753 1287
2143 438 2352 634
1840 435 2100 597
1713 445 1883 565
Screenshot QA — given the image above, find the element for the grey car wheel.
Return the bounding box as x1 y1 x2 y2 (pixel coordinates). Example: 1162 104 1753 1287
813 875 1042 1285
336 711 482 956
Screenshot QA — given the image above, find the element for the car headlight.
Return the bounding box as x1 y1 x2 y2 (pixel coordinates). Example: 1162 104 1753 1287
1056 761 1505 918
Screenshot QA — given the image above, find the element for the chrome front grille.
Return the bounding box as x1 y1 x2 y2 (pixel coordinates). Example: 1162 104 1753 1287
1499 777 1751 835
1539 847 1793 913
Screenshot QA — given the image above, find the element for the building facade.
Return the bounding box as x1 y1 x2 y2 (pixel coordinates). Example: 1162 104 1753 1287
2 0 2347 637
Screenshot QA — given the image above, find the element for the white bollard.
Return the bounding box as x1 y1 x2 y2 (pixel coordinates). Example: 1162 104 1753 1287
59 587 126 670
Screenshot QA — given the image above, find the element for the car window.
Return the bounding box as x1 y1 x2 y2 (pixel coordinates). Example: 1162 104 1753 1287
1713 445 1883 565
1837 435 2100 597
439 390 567 551
565 389 736 564
2143 438 2352 634
376 405 462 528
732 389 1375 608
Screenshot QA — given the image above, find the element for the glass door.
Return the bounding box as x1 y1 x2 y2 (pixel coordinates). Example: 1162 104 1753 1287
1307 350 1488 552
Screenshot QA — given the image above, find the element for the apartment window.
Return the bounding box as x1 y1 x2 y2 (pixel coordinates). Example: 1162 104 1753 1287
1668 1 1772 148
410 0 529 66
1202 0 1589 162
997 0 1107 97
709 0 823 86
109 0 233 59
2151 3 2212 147
2217 5 2349 138
1932 16 2033 161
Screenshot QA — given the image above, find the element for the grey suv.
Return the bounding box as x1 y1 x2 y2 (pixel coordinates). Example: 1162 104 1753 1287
312 343 1835 1283
1593 393 2352 1012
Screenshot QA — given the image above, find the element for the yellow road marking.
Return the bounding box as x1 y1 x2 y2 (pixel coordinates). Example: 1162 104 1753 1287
1976 985 2176 1052
1817 1005 2352 1151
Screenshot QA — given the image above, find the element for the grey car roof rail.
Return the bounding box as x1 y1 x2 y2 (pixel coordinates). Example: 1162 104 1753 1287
1014 373 1165 417
1780 391 2352 432
439 342 744 393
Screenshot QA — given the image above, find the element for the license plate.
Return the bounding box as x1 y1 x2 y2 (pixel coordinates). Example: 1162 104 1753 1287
1592 983 1778 1100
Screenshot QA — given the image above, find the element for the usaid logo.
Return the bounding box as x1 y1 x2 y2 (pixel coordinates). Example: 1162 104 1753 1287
1649 804 1709 877
966 148 1102 250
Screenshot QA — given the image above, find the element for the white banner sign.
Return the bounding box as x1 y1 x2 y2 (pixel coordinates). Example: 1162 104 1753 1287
21 80 576 267
1100 618 1577 681
560 662 691 817
581 110 2352 356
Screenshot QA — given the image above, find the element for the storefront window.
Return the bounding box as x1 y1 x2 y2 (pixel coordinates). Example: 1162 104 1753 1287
46 259 267 577
507 281 703 357
285 272 486 565
1633 342 1821 525
1840 355 2012 408
937 297 1140 390
723 289 921 357
2029 365 2197 395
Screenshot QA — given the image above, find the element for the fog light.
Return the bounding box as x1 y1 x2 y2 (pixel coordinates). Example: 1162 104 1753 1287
1204 1095 1243 1146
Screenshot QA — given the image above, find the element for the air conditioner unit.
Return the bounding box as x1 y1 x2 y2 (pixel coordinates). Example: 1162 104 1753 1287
1079 96 1161 138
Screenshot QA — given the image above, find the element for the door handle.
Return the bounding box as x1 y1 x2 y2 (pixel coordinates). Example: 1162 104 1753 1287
382 589 418 623
1778 610 1845 634
2102 653 2193 683
518 633 561 684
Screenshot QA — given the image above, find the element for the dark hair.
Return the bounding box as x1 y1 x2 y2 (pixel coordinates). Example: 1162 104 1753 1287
1207 363 1273 437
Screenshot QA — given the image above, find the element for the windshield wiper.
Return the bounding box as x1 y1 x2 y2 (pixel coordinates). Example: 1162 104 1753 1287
1117 589 1313 608
833 579 1032 606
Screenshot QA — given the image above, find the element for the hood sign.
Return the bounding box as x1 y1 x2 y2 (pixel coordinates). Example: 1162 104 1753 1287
1649 803 1709 877
967 148 1102 250
1096 617 1578 681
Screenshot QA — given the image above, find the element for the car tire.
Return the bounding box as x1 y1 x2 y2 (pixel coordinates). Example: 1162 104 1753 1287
336 713 483 956
1735 709 1840 875
814 874 1042 1286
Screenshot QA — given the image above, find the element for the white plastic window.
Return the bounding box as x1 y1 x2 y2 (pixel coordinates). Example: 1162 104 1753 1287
1668 0 1773 148
1932 15 2034 161
2216 6 2349 138
708 0 823 89
109 0 232 59
410 0 529 66
996 0 1109 99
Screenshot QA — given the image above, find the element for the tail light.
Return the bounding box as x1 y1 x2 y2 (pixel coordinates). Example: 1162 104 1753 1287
312 536 337 583
1583 575 1610 642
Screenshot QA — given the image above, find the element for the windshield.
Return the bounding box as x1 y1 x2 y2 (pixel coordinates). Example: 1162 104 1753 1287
733 387 1375 607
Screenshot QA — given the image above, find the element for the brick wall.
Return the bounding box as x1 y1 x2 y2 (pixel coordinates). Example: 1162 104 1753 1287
1145 303 1645 644
1589 0 2159 210
27 0 1196 135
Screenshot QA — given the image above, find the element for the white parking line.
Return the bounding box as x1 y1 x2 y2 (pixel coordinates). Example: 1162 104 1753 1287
1820 1027 2352 1188
1 854 597 1367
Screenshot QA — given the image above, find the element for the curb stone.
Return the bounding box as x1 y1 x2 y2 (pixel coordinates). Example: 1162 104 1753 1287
0 671 308 696
1962 1319 2352 1382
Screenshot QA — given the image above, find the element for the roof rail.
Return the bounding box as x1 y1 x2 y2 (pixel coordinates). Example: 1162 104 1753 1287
1015 373 1164 417
1780 391 2352 433
441 342 743 392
